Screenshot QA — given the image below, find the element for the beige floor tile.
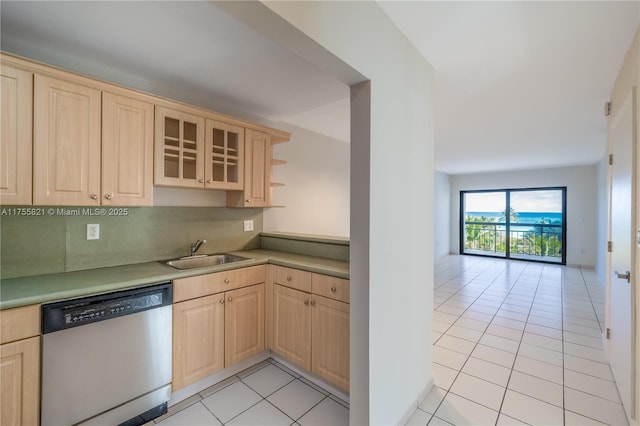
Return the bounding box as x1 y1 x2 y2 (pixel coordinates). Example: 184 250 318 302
501 390 563 425
434 392 499 426
450 373 506 411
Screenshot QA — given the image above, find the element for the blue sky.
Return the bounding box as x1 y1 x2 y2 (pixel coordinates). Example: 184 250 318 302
466 190 562 213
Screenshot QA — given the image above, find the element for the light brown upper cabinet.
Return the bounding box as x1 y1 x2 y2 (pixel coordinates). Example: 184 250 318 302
102 92 154 206
205 120 244 190
33 75 102 205
155 108 246 191
228 129 289 208
2 53 291 206
32 75 153 206
154 105 205 188
0 65 33 205
227 129 269 207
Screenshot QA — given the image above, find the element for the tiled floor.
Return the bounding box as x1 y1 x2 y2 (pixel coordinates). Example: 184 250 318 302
153 255 628 426
150 359 349 425
409 255 629 426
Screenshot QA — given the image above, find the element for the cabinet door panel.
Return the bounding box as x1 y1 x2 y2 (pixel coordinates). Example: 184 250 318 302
245 129 267 204
0 336 40 426
0 65 32 205
34 75 101 205
102 92 154 206
205 120 244 190
311 295 350 391
154 106 204 188
272 285 311 370
225 284 265 366
227 129 269 207
173 294 225 391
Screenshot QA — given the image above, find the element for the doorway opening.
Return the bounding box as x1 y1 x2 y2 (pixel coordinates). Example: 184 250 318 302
460 187 567 264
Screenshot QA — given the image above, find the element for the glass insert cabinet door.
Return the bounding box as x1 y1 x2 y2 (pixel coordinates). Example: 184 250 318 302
154 106 205 188
205 120 244 190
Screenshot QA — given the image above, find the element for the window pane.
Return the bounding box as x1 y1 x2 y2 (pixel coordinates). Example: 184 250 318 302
509 190 563 262
462 188 565 264
463 192 506 257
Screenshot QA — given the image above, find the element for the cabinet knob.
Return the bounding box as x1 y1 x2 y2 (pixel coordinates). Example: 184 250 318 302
227 297 233 302
199 178 204 183
286 276 292 282
224 278 230 284
310 300 316 306
207 179 213 184
304 300 309 306
246 199 250 203
90 193 98 200
219 299 225 304
331 286 337 293
105 193 113 200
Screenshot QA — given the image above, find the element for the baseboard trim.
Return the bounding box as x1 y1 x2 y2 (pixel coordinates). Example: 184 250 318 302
397 378 434 425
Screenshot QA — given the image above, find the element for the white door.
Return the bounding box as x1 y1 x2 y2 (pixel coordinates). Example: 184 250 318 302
609 88 636 421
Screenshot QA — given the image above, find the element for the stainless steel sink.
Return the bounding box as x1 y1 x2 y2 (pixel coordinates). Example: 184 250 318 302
164 254 251 270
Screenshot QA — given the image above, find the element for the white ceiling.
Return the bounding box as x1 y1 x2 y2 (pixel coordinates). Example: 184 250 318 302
378 1 639 174
0 1 349 123
1 1 638 174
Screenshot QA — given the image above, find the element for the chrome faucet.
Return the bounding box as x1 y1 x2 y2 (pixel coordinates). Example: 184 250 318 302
189 239 206 257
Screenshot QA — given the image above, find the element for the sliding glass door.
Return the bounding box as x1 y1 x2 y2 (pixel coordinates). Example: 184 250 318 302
460 187 566 264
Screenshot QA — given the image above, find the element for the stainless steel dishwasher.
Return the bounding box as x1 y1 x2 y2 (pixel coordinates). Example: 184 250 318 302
41 282 173 426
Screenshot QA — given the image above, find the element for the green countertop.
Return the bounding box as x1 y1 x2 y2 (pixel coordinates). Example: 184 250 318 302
0 249 349 310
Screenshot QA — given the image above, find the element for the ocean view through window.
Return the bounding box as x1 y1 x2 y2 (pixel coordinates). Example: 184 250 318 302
460 188 566 264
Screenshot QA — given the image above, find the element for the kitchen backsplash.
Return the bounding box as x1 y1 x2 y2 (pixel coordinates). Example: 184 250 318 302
0 207 262 279
260 232 349 262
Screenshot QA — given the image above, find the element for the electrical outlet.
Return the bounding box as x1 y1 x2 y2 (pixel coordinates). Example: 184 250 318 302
243 220 254 232
87 224 100 240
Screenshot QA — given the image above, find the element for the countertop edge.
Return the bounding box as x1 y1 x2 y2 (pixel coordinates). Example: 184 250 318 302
0 250 349 310
259 232 350 246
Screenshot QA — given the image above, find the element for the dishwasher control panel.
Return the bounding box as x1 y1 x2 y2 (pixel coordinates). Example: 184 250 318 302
42 282 172 333
63 292 163 325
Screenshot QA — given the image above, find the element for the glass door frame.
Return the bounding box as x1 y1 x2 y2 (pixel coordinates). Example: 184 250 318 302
459 186 567 265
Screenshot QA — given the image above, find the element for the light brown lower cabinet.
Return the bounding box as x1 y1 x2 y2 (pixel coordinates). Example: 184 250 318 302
172 283 265 391
311 295 350 391
0 305 40 426
272 284 312 370
272 283 350 391
172 293 225 391
225 284 265 366
0 337 40 426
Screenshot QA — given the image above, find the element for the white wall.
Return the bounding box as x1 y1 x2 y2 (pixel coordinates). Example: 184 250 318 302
434 171 451 258
450 165 598 266
251 2 435 424
263 123 350 237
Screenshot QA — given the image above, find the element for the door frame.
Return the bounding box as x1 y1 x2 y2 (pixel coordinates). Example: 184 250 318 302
605 87 638 422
